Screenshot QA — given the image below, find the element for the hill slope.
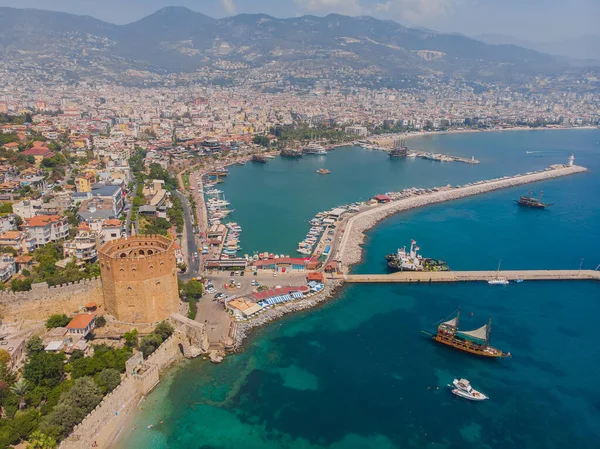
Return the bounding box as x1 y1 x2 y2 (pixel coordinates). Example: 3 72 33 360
0 6 580 86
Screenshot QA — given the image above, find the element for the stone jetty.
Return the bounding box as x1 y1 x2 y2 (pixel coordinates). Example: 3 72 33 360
337 164 587 271
345 269 600 283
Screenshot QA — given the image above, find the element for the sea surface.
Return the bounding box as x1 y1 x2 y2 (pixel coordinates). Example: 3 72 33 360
117 129 600 449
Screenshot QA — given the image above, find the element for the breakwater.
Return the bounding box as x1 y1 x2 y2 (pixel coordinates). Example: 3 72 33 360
345 269 600 283
336 164 588 270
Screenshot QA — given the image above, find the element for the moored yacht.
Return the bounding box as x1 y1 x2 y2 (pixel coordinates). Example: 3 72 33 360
303 143 327 155
450 379 488 401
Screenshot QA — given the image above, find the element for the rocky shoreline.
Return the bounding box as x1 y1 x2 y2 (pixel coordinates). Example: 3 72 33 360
233 280 344 349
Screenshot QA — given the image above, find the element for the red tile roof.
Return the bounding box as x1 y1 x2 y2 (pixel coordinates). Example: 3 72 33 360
252 286 310 301
66 314 95 329
23 215 63 227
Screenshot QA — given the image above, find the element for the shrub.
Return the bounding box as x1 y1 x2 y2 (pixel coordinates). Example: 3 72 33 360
45 314 70 329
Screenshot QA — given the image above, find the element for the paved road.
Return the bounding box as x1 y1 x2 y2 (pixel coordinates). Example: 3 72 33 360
124 182 137 236
176 190 200 280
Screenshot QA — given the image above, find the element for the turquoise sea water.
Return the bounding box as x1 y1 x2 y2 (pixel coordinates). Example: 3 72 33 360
117 129 600 449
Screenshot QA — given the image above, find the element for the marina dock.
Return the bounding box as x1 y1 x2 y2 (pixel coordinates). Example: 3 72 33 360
343 270 600 283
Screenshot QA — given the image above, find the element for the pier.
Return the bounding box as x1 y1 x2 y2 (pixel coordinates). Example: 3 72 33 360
334 164 588 271
344 270 600 283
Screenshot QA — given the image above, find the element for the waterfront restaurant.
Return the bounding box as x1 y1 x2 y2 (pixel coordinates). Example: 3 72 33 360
252 257 308 272
226 298 263 319
327 207 347 221
206 258 248 271
373 194 392 204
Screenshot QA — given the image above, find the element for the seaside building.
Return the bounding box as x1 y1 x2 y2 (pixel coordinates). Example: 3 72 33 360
252 257 308 272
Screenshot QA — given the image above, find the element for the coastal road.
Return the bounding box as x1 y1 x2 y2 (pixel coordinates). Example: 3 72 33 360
175 190 200 280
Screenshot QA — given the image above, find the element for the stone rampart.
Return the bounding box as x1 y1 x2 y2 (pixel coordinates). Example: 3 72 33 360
0 278 103 322
59 334 187 449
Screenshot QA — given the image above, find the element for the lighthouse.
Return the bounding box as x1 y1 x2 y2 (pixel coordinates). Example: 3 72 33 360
568 154 575 166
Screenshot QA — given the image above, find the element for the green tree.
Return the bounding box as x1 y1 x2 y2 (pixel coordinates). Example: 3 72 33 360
0 202 12 214
153 321 174 341
45 314 70 329
27 430 57 449
10 379 30 410
23 352 66 388
94 368 121 393
182 280 203 300
123 329 138 348
67 377 102 410
139 334 163 358
11 278 32 292
95 315 106 328
45 377 102 437
25 336 44 356
253 135 270 147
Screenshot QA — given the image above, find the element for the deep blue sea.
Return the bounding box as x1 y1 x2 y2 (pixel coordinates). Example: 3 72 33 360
117 129 600 449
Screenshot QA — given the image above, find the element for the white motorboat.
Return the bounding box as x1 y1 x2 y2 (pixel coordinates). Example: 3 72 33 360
488 259 509 285
488 278 509 285
450 378 488 401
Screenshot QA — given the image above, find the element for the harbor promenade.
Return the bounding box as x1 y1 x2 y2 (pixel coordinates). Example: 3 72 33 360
335 164 588 271
344 270 600 283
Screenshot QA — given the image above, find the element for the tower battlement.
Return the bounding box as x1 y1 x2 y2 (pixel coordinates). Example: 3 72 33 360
99 235 180 324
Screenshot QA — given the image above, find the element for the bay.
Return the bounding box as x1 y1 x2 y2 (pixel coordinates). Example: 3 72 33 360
117 129 600 449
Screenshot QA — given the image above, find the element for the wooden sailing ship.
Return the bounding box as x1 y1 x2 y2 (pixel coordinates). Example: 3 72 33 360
425 309 510 358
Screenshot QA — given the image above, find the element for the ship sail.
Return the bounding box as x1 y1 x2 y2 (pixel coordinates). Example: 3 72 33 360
442 317 458 327
457 324 488 343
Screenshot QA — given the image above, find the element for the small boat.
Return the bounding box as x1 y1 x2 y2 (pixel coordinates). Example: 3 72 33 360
450 378 488 401
488 278 509 285
317 168 331 174
488 259 509 285
514 278 524 284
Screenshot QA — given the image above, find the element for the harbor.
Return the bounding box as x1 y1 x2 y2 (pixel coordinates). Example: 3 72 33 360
335 163 588 270
119 129 600 449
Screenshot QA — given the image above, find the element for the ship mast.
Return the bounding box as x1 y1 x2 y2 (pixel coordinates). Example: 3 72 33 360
485 314 492 345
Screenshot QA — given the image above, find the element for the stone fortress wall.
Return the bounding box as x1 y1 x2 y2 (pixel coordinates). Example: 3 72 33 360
59 321 209 449
0 278 104 322
99 234 180 324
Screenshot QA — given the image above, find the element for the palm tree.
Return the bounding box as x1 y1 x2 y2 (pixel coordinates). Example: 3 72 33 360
27 430 56 449
10 378 29 410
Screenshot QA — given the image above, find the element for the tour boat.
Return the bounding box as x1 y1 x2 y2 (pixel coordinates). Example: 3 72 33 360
450 379 488 401
423 308 511 358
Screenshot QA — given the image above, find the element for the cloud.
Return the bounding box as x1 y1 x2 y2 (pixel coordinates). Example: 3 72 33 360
373 0 462 23
294 0 363 16
295 0 463 22
220 0 237 15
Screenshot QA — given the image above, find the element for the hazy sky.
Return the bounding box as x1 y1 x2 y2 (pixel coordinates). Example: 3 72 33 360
0 0 597 41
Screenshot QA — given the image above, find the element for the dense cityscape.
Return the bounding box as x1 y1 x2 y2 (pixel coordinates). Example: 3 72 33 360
0 4 599 449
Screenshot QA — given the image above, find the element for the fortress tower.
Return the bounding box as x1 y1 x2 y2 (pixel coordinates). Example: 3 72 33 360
98 235 180 324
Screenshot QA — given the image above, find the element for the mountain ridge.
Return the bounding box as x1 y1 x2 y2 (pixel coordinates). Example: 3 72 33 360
0 6 593 87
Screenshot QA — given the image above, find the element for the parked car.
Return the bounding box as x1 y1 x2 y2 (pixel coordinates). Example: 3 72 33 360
240 271 245 276
236 283 241 289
